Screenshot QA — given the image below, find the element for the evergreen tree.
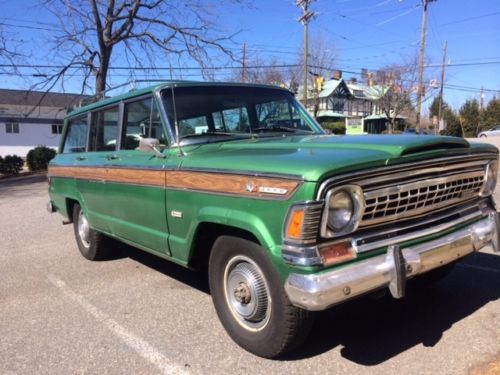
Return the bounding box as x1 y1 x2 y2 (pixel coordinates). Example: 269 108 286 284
459 99 480 137
479 97 500 131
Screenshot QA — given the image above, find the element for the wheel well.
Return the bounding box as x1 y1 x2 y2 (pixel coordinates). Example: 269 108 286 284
188 223 260 270
65 198 79 223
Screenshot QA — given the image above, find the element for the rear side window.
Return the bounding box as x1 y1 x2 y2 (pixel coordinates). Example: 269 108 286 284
89 106 119 152
62 115 88 153
122 97 165 150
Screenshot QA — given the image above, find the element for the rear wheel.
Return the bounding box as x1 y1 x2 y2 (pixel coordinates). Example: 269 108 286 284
72 204 111 261
208 236 314 358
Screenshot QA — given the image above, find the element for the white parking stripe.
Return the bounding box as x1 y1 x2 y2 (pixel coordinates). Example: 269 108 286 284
457 263 500 274
47 275 190 375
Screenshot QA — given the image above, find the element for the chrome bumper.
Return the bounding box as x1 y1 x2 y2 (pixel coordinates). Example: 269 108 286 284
285 211 500 311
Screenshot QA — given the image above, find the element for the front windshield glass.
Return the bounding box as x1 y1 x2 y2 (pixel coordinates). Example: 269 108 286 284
161 86 323 144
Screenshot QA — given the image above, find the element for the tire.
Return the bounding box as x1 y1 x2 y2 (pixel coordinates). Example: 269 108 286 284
208 236 314 358
480 134 487 138
72 203 111 261
413 262 456 286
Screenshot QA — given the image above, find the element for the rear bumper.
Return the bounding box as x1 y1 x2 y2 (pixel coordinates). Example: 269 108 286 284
285 210 500 311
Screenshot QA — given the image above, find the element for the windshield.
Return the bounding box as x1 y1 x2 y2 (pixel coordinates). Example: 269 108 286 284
161 85 323 145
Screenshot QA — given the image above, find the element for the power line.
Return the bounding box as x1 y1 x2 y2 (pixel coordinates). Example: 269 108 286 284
440 10 500 26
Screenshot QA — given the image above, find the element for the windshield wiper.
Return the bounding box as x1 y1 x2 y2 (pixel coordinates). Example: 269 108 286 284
252 126 313 134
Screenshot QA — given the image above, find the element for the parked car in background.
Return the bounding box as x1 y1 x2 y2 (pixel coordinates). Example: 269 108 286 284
47 81 500 358
478 125 500 137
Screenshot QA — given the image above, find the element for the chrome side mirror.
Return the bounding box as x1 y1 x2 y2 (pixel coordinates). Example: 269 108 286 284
139 138 166 159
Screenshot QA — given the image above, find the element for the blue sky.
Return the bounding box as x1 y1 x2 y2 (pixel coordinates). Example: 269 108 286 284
1 0 499 111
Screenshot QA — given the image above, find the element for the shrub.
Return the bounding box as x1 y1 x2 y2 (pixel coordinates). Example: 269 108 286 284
321 121 346 135
26 146 57 172
0 155 24 175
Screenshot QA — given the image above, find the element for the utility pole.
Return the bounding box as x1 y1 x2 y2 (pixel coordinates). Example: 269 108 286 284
437 40 447 134
480 86 484 111
296 0 316 105
415 0 436 133
241 43 247 83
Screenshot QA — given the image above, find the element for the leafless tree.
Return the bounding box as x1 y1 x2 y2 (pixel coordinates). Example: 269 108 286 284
371 57 435 133
35 0 243 98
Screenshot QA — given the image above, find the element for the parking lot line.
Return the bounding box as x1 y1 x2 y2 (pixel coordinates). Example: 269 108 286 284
47 274 190 375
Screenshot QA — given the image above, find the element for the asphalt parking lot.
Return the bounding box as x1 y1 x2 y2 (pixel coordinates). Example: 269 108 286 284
1 147 500 374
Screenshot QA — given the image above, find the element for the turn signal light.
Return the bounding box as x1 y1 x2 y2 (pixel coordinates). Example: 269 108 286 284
287 210 305 239
319 241 355 266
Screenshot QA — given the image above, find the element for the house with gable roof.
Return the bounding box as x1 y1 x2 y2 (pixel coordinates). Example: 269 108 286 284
0 89 89 157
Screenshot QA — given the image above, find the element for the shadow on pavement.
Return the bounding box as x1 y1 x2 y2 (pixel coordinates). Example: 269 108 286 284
119 244 210 295
285 252 500 363
100 243 500 363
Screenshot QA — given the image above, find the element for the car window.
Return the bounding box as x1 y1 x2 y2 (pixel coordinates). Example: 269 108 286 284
122 97 165 150
62 115 88 153
162 86 321 144
89 106 119 152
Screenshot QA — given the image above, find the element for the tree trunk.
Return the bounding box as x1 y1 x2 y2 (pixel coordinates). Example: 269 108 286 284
95 49 111 99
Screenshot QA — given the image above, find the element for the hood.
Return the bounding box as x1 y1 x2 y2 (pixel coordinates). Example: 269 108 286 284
179 134 496 182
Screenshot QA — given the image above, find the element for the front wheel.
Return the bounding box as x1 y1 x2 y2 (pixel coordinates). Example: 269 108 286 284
208 236 314 358
72 203 111 261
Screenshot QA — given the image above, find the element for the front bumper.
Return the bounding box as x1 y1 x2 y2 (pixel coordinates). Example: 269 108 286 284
285 210 500 311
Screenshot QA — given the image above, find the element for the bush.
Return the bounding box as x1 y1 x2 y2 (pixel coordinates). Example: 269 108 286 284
26 146 57 172
0 155 24 176
321 121 346 135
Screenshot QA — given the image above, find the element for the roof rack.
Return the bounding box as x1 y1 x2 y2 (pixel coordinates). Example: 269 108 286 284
98 79 195 98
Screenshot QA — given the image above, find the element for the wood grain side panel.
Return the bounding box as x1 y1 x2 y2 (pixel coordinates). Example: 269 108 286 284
49 166 165 187
166 171 299 198
49 165 300 198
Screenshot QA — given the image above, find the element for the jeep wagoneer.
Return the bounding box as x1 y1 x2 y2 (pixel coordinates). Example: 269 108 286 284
48 82 500 358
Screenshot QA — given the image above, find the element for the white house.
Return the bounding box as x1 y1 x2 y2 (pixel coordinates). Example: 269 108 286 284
0 89 89 157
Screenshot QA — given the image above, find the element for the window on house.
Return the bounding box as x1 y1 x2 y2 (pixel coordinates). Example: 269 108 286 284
51 124 64 134
5 122 19 134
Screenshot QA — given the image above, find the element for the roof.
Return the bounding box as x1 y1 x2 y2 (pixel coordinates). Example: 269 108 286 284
316 110 347 118
0 89 89 108
67 81 291 118
364 113 407 120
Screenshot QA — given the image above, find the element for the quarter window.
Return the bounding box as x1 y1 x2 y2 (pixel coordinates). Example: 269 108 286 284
5 122 19 133
63 116 88 153
89 106 119 152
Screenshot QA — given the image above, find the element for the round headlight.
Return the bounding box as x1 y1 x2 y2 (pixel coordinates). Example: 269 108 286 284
328 190 354 231
482 160 499 196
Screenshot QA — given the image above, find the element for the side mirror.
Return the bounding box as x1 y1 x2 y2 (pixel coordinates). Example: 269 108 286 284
139 138 166 158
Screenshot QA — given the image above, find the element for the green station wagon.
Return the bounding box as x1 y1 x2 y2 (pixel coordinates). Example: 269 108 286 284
48 82 500 358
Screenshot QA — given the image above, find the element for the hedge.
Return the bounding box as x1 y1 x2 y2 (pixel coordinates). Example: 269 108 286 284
26 146 57 172
0 155 24 176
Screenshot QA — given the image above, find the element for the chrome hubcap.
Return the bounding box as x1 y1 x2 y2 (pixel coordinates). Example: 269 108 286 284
224 256 271 331
78 210 91 248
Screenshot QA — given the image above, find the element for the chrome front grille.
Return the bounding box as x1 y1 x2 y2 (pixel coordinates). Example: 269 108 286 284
362 171 484 226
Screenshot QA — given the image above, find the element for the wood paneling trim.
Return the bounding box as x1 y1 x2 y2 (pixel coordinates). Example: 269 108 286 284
49 165 300 199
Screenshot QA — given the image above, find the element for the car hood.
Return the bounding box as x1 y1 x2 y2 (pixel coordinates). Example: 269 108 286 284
178 134 497 182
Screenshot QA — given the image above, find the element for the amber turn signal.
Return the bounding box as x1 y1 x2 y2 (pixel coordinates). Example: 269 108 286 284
287 210 305 239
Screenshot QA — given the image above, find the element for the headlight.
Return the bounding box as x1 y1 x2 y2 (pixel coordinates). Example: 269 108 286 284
322 185 364 237
328 190 353 231
481 160 499 196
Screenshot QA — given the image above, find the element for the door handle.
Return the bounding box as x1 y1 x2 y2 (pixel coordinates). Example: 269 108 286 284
106 154 120 160
76 156 86 161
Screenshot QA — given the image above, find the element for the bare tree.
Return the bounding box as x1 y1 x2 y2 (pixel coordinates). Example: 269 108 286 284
36 0 242 98
371 57 435 133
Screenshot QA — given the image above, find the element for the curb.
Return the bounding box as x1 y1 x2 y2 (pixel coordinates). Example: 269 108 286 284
0 172 47 184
